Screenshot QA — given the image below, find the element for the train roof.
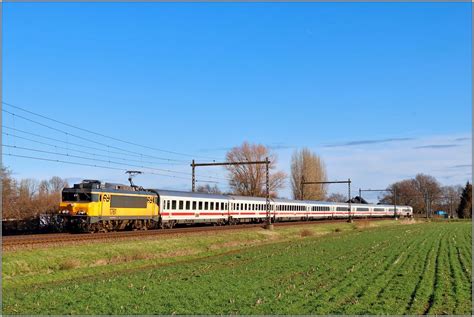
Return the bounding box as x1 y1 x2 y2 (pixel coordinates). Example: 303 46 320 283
151 189 230 200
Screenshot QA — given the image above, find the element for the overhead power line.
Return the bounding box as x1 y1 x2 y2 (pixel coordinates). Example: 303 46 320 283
3 101 221 160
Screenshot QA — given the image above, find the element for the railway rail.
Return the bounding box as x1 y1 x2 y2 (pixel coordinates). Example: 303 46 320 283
2 218 394 250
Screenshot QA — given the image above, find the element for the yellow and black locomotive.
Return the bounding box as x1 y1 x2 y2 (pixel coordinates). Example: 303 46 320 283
59 180 159 232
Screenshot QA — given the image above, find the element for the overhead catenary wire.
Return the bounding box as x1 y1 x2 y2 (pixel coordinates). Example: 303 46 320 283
3 128 230 183
2 104 231 186
3 125 188 165
2 144 229 183
3 126 231 182
3 153 223 184
2 109 189 163
3 101 222 160
3 131 186 167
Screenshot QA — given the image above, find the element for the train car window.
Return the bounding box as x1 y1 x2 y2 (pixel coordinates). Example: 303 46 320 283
210 202 214 210
205 202 209 210
199 201 203 210
192 201 197 210
240 203 243 210
179 201 184 210
221 202 224 210
186 201 190 210
167 200 170 210
215 202 219 211
225 203 228 210
172 200 177 210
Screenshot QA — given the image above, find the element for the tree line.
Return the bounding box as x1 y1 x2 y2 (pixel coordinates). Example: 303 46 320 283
1 167 68 220
205 142 471 218
2 141 471 220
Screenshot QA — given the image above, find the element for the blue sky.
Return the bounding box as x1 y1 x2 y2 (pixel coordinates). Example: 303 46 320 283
2 3 472 201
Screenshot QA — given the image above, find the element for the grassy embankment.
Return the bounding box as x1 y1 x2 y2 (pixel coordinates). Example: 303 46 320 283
2 219 472 315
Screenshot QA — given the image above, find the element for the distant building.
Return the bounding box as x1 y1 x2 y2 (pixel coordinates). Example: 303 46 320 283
348 196 369 204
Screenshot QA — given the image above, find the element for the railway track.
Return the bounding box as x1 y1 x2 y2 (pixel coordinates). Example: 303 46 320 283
2 217 394 249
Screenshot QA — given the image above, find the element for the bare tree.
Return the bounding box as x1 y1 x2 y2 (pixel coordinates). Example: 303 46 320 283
291 148 327 200
49 176 68 193
225 142 286 197
440 185 463 218
196 184 222 195
380 173 442 215
2 169 69 219
326 192 347 203
1 167 19 219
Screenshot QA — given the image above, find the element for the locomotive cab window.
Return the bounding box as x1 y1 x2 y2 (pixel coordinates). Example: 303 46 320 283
62 192 97 202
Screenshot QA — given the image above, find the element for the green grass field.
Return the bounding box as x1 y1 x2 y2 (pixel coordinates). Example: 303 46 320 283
2 220 472 315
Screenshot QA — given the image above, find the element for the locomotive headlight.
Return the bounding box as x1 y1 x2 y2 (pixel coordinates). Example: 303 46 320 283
76 210 87 215
61 210 70 214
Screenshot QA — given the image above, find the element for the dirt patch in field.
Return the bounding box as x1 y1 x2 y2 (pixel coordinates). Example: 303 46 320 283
59 259 81 270
355 220 372 230
399 218 418 225
258 229 280 240
300 229 314 237
159 249 197 258
92 249 198 267
209 241 245 250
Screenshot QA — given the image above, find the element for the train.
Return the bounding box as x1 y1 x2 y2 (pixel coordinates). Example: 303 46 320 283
59 180 413 232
